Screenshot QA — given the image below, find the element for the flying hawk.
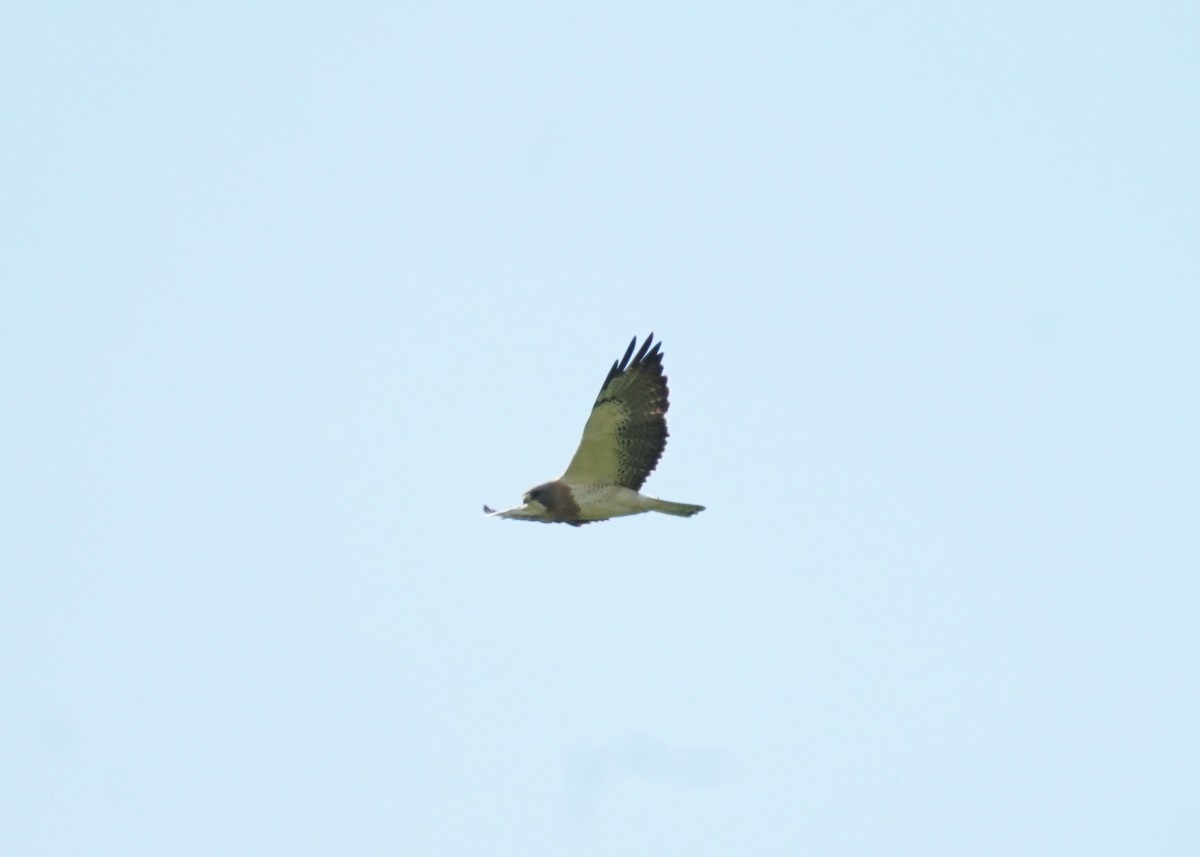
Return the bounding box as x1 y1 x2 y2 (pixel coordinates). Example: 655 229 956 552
484 333 705 526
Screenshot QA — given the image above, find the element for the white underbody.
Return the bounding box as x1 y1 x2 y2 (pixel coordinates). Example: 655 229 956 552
568 484 658 520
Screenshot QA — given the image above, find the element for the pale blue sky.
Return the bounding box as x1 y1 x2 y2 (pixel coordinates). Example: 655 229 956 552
3 3 1198 855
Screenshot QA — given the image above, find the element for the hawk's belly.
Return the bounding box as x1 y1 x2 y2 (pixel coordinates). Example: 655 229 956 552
565 484 651 521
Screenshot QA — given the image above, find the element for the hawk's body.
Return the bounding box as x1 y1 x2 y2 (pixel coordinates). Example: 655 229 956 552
484 334 704 526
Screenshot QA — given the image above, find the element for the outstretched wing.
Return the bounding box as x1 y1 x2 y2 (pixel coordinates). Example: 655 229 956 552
560 333 669 490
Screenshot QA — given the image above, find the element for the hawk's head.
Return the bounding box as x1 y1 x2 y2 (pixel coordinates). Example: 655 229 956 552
484 481 581 524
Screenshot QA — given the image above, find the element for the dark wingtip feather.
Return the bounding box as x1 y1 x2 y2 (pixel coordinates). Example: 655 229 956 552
595 332 669 399
619 336 637 371
632 335 654 365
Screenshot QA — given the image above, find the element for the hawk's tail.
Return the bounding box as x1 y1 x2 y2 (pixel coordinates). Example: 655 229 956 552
648 498 706 518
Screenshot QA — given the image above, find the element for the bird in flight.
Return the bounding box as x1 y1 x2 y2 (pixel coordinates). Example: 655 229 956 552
484 333 705 526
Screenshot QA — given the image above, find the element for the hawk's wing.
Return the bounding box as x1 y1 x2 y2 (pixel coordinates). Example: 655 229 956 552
560 334 669 491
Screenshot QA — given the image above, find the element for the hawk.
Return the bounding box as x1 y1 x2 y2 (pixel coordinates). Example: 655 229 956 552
484 333 705 526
